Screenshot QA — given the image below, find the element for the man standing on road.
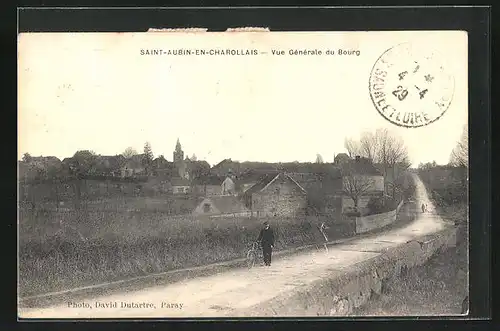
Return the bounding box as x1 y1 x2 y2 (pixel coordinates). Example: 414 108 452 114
257 221 274 266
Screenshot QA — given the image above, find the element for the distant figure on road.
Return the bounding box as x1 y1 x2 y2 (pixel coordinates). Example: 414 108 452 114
421 203 426 213
257 221 275 266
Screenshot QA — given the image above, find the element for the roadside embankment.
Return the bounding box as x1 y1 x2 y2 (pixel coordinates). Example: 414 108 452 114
352 202 468 316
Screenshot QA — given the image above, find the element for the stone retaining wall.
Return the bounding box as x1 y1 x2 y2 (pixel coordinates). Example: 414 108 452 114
355 200 404 234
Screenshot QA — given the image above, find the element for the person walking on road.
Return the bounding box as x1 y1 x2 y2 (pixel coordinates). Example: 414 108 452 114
421 203 426 213
257 221 274 266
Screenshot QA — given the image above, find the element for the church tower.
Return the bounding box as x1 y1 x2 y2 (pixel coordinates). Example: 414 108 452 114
173 138 188 179
173 138 184 164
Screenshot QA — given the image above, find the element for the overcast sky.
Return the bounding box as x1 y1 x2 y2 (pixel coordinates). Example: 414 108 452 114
18 31 467 167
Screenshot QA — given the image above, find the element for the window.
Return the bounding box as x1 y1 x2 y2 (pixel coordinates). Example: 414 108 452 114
203 203 211 213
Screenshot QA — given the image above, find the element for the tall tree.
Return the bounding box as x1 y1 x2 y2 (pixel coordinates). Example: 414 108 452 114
344 138 361 158
342 163 375 210
315 154 324 164
344 128 410 198
450 124 468 168
71 150 97 177
359 131 379 161
22 153 32 163
122 147 138 159
143 142 154 175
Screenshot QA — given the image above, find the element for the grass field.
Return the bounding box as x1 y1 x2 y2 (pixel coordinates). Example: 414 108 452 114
353 203 468 316
18 208 355 297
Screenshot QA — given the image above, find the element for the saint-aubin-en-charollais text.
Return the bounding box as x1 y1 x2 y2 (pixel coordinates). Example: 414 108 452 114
140 48 361 56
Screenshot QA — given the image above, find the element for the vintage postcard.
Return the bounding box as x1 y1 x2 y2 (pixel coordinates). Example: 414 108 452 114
18 30 468 318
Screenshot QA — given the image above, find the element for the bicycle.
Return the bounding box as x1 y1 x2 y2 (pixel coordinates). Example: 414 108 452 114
246 241 261 269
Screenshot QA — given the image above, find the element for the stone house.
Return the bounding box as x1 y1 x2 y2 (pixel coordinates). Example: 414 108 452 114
244 172 308 218
152 156 175 177
334 153 351 165
95 155 125 176
341 156 385 214
234 169 272 195
210 159 241 177
192 195 250 217
374 162 410 197
121 154 146 177
170 177 191 194
191 175 225 197
289 167 344 217
186 160 211 180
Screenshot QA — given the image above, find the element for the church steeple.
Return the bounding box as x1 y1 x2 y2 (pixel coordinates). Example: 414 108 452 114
173 138 184 164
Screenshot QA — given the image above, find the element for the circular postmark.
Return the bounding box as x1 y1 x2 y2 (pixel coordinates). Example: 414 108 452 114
369 42 455 128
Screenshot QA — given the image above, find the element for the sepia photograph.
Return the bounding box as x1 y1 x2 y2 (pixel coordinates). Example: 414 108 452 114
17 30 468 318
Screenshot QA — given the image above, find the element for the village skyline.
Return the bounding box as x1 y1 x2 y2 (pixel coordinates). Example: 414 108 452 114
18 129 463 168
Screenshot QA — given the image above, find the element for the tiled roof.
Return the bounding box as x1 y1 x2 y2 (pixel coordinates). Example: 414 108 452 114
95 155 125 169
192 175 225 186
342 158 383 176
123 154 145 169
187 160 210 167
244 172 307 196
334 153 351 163
237 169 273 182
281 163 338 174
242 172 279 196
212 158 234 169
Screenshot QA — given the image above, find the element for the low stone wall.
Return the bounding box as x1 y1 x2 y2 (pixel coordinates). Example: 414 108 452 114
355 200 404 234
232 225 457 317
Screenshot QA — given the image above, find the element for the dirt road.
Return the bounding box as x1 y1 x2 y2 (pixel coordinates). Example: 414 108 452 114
19 174 449 318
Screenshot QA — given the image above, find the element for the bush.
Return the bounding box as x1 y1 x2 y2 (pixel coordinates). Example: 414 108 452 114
366 197 386 214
